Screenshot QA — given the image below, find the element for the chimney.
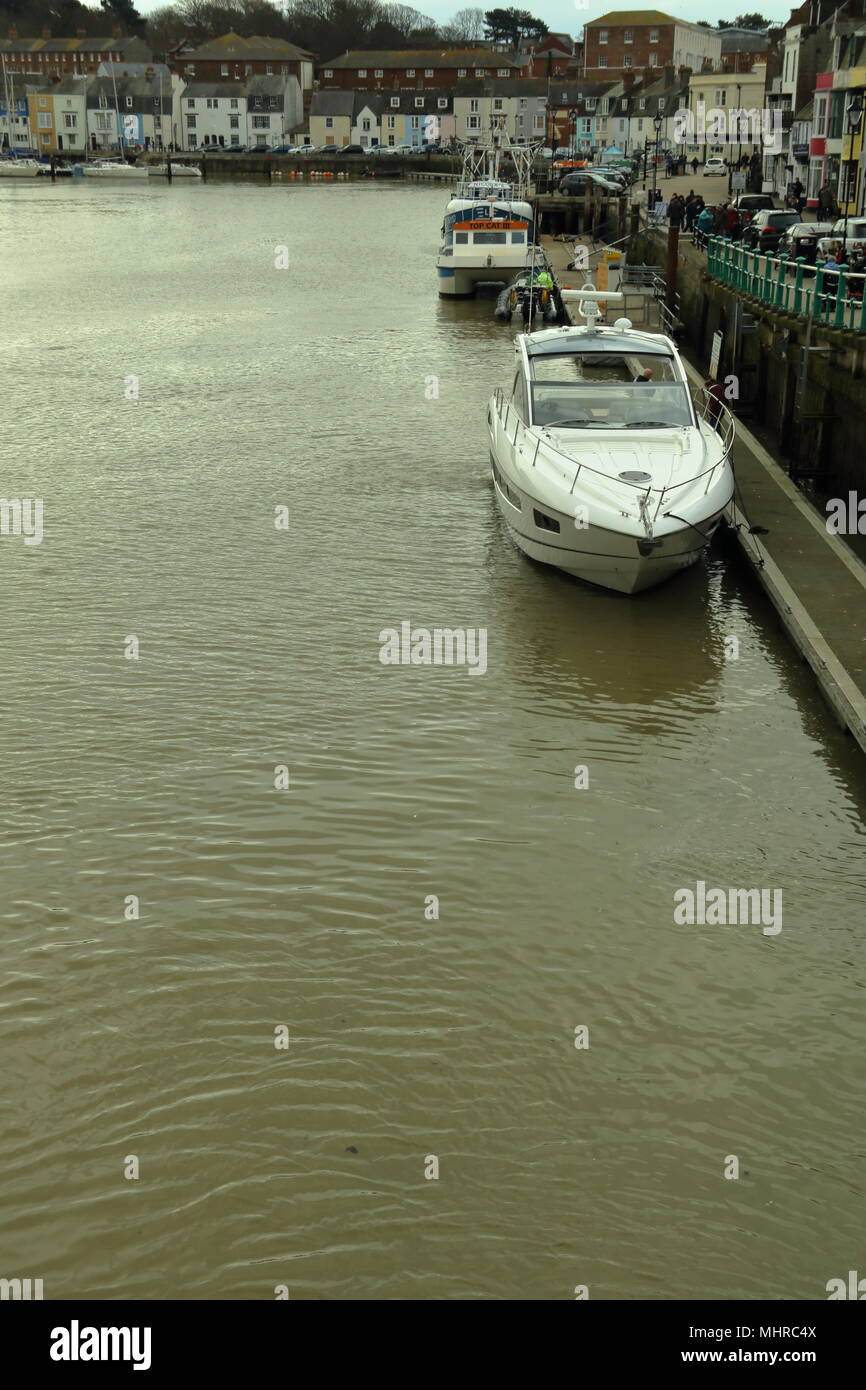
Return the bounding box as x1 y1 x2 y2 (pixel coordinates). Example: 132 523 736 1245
664 62 676 84
41 26 51 39
623 72 636 89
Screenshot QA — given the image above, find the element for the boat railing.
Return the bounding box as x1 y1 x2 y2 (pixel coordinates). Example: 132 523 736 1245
491 386 735 510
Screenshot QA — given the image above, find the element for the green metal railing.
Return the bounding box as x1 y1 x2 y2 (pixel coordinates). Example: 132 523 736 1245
705 235 866 333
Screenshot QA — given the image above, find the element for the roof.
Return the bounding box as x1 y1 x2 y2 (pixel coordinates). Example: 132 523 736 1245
1 36 149 56
324 50 522 70
525 326 673 355
585 11 678 26
309 90 355 117
179 31 312 61
177 82 247 98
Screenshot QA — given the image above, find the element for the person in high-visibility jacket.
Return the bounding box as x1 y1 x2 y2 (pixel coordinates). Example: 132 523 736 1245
535 269 554 307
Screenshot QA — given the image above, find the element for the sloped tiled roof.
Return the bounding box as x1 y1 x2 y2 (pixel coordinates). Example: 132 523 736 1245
325 50 521 70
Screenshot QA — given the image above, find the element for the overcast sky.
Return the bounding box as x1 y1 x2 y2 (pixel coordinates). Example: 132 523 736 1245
133 2 797 28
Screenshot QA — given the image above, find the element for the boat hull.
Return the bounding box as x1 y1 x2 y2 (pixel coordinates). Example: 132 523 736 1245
437 257 540 297
489 452 729 595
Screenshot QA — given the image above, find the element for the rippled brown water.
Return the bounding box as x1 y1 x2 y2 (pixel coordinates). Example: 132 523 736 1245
2 178 865 1300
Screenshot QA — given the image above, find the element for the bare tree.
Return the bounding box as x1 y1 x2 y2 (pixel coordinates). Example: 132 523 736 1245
445 6 485 41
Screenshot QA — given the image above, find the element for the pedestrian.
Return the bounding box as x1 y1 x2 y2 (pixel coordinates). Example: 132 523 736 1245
713 202 727 236
665 153 673 177
695 202 715 247
669 193 685 228
726 203 740 238
691 155 699 175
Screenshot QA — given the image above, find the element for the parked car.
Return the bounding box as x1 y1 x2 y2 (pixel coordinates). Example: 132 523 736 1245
776 222 835 265
199 142 224 154
268 144 300 154
337 144 365 155
559 171 621 195
817 216 866 267
703 156 727 176
732 192 774 216
741 209 800 252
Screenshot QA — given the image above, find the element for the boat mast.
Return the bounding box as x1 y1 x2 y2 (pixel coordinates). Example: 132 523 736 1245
110 66 123 157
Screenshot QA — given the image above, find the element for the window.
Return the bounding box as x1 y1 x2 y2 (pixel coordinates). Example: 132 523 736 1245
493 98 503 111
637 118 644 132
374 69 383 77
244 64 252 74
39 96 48 107
475 68 486 76
639 98 645 110
230 98 238 109
415 97 424 108
188 65 195 75
599 56 607 68
715 89 727 106
386 114 395 129
599 29 608 43
406 68 415 77
458 68 467 77
649 52 657 66
230 135 240 145
467 115 480 130
533 509 560 533
601 98 610 114
41 132 50 145
362 117 371 130
207 98 218 109
650 28 659 43
586 98 595 110
64 113 77 128
266 64 273 75
358 68 367 77
325 116 333 127
186 114 196 127
410 116 420 130
229 115 239 128
187 98 194 108
623 56 632 69
497 67 509 76
281 65 288 74
37 112 51 128
253 116 270 128
221 64 228 75
390 96 400 108
520 97 527 108
469 99 479 113
438 98 447 109
323 69 332 78
533 113 544 130
582 118 591 134
624 29 633 43
425 68 433 77
620 99 627 110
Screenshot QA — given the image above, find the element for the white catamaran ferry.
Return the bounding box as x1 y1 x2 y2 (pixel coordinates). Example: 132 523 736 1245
437 133 544 298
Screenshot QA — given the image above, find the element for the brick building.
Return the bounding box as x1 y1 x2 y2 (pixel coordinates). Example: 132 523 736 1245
0 28 151 76
582 11 721 78
168 32 313 94
319 50 521 90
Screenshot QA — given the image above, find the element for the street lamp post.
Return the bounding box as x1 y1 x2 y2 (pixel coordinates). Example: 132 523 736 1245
651 112 662 207
841 93 863 265
568 106 577 161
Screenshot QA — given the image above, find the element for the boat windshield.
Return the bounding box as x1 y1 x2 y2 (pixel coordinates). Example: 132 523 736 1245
530 350 693 429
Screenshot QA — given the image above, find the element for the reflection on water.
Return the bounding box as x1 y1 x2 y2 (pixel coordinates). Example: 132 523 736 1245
1 180 865 1301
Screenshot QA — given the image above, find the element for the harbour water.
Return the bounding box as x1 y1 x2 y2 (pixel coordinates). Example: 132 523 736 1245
3 178 865 1300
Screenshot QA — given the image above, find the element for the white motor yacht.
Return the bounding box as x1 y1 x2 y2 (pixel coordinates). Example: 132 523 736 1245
147 162 202 178
486 290 735 594
77 160 149 180
437 135 544 297
0 158 43 177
